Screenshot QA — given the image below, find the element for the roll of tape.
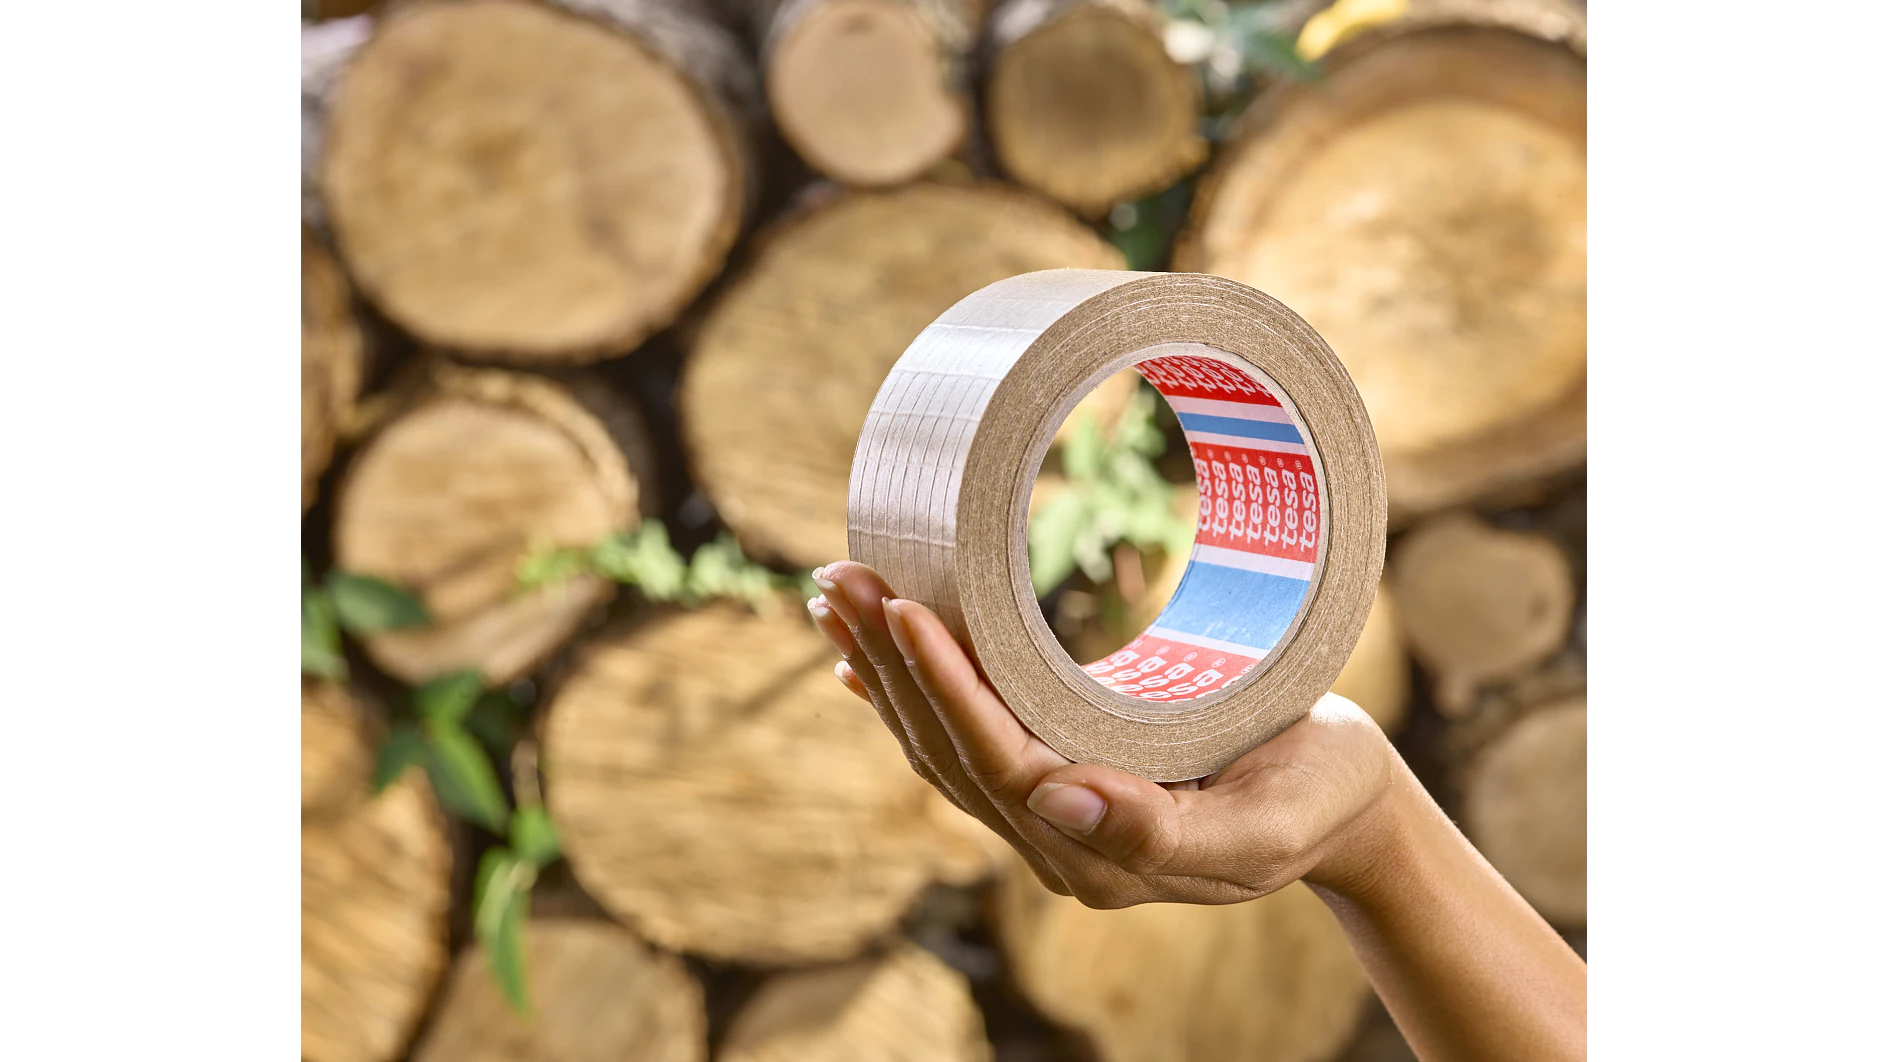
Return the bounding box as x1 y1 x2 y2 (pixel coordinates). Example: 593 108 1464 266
848 270 1386 781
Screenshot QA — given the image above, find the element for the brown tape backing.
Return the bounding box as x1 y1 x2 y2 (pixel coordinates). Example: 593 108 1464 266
848 270 1386 781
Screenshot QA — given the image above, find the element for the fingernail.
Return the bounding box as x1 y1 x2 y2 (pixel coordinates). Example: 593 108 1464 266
806 595 831 622
1027 783 1106 835
811 572 858 628
882 598 917 664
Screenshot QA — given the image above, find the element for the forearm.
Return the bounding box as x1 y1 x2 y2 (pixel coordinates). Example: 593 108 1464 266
1306 756 1586 1062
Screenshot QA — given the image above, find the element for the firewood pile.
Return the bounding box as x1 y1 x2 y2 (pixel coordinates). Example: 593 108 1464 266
301 1 1585 1059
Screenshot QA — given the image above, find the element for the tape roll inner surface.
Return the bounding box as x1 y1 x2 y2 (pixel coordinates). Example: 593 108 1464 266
1047 343 1329 710
850 270 1385 781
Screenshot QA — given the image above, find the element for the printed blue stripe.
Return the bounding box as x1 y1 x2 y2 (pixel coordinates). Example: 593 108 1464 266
1173 412 1304 445
1150 562 1311 654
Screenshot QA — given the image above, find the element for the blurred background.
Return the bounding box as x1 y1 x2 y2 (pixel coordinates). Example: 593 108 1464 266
300 0 1585 1059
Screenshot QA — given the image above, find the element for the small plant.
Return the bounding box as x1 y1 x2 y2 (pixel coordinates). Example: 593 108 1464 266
1029 385 1196 597
301 558 431 679
518 520 816 610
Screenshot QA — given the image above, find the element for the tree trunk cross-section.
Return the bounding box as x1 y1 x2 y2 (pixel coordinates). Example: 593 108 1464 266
303 224 364 511
985 0 1204 215
1178 20 1585 516
333 363 656 685
411 918 708 1062
679 181 1121 568
995 858 1371 1062
762 0 984 186
302 696 453 1062
321 0 755 362
721 942 992 1062
1463 695 1585 927
542 605 1002 964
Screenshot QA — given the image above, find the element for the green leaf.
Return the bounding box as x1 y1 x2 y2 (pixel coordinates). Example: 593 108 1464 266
423 719 510 832
302 582 346 680
686 534 783 609
591 523 690 600
463 690 519 757
515 545 592 591
1231 17 1322 82
473 848 535 1016
413 670 484 726
1029 489 1091 595
509 806 561 868
326 571 431 634
372 722 429 793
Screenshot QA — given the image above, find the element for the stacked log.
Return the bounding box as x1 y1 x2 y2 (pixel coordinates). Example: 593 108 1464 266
722 942 992 1062
1462 695 1586 927
995 858 1371 1062
302 688 453 1062
320 0 756 361
1389 511 1574 716
984 0 1203 215
332 363 658 684
678 181 1121 567
541 605 1002 964
303 224 364 511
411 918 707 1062
759 0 986 185
1329 583 1411 735
1178 4 1586 516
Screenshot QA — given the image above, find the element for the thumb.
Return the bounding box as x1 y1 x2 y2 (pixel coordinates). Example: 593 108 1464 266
1024 764 1301 885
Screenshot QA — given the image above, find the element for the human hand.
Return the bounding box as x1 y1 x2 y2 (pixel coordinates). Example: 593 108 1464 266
806 560 1400 909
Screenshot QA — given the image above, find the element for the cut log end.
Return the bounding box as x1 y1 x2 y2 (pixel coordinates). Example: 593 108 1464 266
722 942 992 1062
303 225 364 511
680 181 1121 568
1463 695 1585 926
411 918 707 1062
1181 25 1585 511
322 0 747 360
333 364 648 685
987 0 1204 214
302 754 452 1062
1329 582 1410 735
767 0 968 186
995 859 1370 1062
1390 512 1574 716
543 605 999 964
302 678 373 818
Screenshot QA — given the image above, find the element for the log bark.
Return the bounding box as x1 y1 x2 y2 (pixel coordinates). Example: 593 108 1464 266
332 362 658 685
984 0 1204 215
1388 511 1574 716
1462 694 1585 927
760 0 985 186
321 0 758 362
721 942 992 1062
679 181 1121 567
541 605 1002 964
1329 581 1410 735
995 858 1370 1062
1177 14 1586 517
411 918 708 1062
302 702 453 1062
303 223 365 511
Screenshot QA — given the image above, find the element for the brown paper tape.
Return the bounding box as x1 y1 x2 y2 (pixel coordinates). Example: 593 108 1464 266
848 270 1386 781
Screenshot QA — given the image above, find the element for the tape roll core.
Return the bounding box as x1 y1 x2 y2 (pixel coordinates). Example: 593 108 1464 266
849 270 1385 781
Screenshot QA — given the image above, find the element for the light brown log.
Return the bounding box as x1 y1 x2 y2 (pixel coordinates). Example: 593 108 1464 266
1177 16 1585 517
1462 694 1585 926
762 0 983 186
302 718 453 1062
1388 512 1573 716
302 678 374 818
303 17 374 230
985 0 1204 215
995 859 1370 1062
721 942 992 1062
542 605 1002 963
303 224 365 511
333 363 656 685
679 181 1120 567
1329 582 1410 735
411 918 707 1062
322 0 756 362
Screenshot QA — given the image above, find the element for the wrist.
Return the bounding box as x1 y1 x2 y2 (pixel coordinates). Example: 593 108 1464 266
1300 754 1427 911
